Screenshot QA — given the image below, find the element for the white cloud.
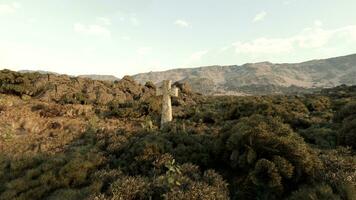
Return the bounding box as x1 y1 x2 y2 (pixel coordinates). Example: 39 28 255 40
219 46 231 52
114 11 140 26
253 11 267 23
130 14 140 26
74 23 111 37
131 17 139 26
27 18 37 24
348 26 356 40
234 38 294 54
12 2 21 9
137 47 152 55
121 36 131 41
296 27 331 48
189 50 208 62
0 2 21 14
175 19 190 28
83 47 96 54
233 23 356 55
283 0 292 5
96 17 111 26
314 20 323 27
283 0 298 5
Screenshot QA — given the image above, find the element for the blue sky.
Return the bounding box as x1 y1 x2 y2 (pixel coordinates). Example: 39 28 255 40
1 0 356 77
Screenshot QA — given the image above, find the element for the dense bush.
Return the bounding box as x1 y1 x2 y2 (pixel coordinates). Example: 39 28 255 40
299 126 337 148
304 96 331 112
113 131 219 174
59 92 92 105
220 115 322 199
319 148 356 186
0 82 355 199
0 69 46 97
336 102 356 149
97 114 331 199
90 159 229 200
0 129 106 200
288 184 343 200
106 96 161 120
0 151 106 200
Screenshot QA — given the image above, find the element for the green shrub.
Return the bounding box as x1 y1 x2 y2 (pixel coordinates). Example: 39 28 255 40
114 131 219 175
59 92 91 105
305 96 331 112
336 102 356 149
94 156 229 200
299 126 337 148
0 131 106 200
0 70 46 97
287 184 341 200
222 115 322 199
106 99 159 119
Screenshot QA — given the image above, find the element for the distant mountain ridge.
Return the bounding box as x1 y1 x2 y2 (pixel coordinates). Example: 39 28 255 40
18 70 120 82
77 75 120 81
18 70 59 75
133 54 356 95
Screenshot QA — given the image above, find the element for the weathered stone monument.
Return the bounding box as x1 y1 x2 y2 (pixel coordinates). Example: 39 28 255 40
156 80 179 128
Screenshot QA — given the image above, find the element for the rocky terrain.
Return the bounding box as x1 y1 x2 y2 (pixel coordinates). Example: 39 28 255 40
133 54 356 95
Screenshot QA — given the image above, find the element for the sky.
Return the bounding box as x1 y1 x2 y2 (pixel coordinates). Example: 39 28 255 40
1 0 356 77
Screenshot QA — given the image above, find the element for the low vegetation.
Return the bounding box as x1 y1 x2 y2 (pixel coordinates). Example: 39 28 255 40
0 70 355 199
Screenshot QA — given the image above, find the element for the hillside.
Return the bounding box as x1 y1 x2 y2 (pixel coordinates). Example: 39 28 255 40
0 69 355 199
133 54 356 95
0 70 356 200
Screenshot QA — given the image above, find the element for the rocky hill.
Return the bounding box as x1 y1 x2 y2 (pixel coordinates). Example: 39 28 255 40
133 54 356 95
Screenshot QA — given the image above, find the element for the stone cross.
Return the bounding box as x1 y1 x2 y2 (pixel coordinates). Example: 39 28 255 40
156 80 179 128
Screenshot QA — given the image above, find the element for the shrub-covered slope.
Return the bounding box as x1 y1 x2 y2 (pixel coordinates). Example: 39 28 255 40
0 70 355 200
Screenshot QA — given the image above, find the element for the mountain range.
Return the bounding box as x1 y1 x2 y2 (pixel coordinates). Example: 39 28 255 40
16 54 356 95
133 54 356 95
